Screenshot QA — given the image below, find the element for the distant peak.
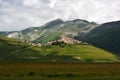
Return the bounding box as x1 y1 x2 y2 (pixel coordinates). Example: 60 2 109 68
72 19 89 23
42 18 64 29
52 18 64 22
90 22 98 25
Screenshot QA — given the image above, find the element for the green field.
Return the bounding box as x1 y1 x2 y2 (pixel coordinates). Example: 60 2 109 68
0 36 119 62
0 62 120 80
1 36 120 80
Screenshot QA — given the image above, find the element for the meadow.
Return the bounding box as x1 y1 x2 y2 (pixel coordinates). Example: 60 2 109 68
1 36 120 80
0 36 118 62
0 62 120 80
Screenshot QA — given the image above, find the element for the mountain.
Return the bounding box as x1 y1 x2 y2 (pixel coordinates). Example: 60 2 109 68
80 21 120 54
0 19 98 43
0 36 118 62
0 31 17 36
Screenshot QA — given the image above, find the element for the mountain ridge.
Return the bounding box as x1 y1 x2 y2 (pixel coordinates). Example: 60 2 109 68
0 18 98 43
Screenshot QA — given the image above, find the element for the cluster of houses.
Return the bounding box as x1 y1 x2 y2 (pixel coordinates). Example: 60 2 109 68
47 37 81 45
19 37 88 47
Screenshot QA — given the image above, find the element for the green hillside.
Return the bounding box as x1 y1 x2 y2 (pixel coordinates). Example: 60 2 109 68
0 36 118 62
0 36 44 60
81 21 120 54
40 45 118 62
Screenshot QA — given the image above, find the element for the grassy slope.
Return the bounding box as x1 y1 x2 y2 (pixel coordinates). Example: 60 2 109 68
0 36 118 62
0 36 43 60
41 45 118 62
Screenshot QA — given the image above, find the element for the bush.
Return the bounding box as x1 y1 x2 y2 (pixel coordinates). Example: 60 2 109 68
28 72 35 76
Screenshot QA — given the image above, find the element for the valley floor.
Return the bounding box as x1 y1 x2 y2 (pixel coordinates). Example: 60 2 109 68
0 62 120 80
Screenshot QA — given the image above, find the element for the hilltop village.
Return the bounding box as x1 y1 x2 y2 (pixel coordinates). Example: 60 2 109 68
19 37 89 48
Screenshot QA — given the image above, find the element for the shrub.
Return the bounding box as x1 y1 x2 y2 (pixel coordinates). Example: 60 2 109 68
28 72 35 76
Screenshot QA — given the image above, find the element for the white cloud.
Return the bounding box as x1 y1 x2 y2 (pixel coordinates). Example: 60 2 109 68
0 0 120 31
49 0 57 8
23 0 40 5
23 0 41 8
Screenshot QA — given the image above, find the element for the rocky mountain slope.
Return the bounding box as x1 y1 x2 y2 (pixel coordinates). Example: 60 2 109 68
0 19 98 43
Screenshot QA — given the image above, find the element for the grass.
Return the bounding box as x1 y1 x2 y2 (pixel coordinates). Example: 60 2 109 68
0 36 118 62
0 36 120 80
0 62 120 80
40 45 118 62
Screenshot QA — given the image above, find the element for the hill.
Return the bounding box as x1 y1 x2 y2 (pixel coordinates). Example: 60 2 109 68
80 21 120 54
0 19 98 43
0 36 44 60
0 36 118 62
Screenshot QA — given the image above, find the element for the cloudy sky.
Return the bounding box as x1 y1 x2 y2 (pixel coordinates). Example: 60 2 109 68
0 0 120 31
